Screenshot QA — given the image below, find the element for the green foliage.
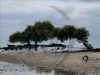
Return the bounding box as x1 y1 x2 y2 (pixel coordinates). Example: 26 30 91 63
53 25 89 43
62 25 76 39
75 27 89 42
9 31 21 43
53 27 64 41
33 21 54 42
9 20 54 44
21 25 34 43
9 20 91 50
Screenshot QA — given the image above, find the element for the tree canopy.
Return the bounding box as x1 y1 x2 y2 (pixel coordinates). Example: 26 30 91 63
9 20 93 51
9 21 54 50
9 31 21 43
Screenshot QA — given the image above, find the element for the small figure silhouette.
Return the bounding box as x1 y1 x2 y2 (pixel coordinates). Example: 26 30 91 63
82 55 89 62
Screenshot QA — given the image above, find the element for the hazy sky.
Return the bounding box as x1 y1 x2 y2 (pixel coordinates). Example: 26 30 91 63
0 0 100 48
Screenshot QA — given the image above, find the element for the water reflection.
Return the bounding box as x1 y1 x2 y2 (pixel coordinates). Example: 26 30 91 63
5 61 100 75
55 70 77 75
35 67 52 73
34 67 77 75
0 61 78 75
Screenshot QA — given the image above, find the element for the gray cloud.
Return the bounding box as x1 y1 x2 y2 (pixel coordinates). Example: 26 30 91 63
0 0 100 48
80 0 100 2
62 0 100 2
85 8 100 17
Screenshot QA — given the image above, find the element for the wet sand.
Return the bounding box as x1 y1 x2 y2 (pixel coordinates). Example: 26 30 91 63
0 51 100 74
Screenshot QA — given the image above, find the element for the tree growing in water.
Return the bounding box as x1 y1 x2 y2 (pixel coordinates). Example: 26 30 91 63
9 21 93 51
53 25 93 51
9 21 54 51
75 27 93 51
32 21 54 51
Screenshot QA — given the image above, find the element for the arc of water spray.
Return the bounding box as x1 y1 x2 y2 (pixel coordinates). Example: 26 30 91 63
49 6 70 21
44 6 71 70
16 5 71 70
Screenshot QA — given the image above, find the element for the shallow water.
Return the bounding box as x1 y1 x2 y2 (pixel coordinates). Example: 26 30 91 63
0 61 99 75
0 61 78 75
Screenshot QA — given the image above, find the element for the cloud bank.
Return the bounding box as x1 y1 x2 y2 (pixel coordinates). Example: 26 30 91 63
0 0 100 48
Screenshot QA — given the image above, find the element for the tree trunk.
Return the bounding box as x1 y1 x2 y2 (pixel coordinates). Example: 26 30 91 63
27 42 31 51
34 41 38 51
83 40 93 51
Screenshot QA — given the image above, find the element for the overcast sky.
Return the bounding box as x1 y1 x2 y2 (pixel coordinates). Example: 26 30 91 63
0 0 100 48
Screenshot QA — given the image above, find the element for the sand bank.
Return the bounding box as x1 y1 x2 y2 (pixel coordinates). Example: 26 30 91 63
0 51 100 74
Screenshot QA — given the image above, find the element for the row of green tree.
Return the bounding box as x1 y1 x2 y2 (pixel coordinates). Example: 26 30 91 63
9 20 93 51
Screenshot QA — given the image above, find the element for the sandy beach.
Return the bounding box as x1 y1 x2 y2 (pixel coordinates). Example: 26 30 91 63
0 51 100 74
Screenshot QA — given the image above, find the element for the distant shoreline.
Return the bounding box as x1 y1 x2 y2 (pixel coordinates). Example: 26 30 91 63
0 51 100 74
